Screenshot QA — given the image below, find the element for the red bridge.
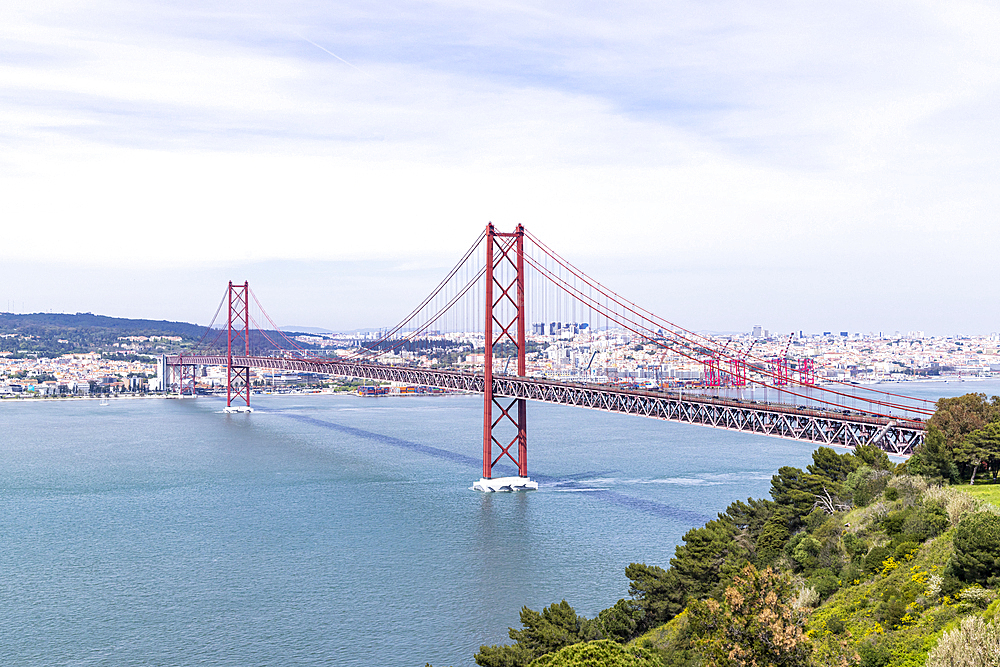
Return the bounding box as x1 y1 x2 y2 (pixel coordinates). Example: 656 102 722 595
165 224 929 488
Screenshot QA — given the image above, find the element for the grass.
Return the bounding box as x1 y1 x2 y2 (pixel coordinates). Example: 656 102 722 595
959 482 1000 508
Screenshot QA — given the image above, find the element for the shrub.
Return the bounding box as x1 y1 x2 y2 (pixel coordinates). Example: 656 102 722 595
887 474 929 502
876 592 907 630
808 569 840 601
805 507 829 532
949 512 1000 587
840 561 865 586
791 535 822 571
925 615 1000 667
902 503 950 541
527 640 662 667
858 640 892 667
884 487 899 501
958 585 995 609
842 532 864 559
794 586 819 609
845 466 891 507
882 510 907 536
687 565 812 667
864 546 892 574
926 573 944 599
893 541 920 562
924 485 980 525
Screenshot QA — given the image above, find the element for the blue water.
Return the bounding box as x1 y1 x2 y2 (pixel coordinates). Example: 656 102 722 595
0 382 993 666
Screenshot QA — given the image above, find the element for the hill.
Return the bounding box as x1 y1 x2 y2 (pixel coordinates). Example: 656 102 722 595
463 395 1000 667
0 312 319 357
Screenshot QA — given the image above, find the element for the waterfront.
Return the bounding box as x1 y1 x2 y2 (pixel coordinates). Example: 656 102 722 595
2 382 999 666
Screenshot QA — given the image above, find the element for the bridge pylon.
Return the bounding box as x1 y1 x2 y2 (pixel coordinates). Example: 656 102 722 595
179 363 197 396
225 280 253 413
474 223 537 492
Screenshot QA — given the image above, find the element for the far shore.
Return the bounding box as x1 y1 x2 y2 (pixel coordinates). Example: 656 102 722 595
0 388 473 403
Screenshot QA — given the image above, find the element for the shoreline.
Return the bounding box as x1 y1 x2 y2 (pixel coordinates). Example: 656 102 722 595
0 389 473 403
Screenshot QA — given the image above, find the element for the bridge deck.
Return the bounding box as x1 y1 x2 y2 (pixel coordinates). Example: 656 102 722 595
166 355 925 455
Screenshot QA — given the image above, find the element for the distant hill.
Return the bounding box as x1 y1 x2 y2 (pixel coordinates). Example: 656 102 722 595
281 325 335 334
1 312 207 338
0 312 319 358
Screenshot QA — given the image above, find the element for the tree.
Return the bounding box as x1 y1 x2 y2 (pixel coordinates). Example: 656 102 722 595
954 435 989 485
594 599 643 643
807 447 860 485
948 512 1000 587
755 514 790 567
687 564 812 667
476 601 593 667
906 425 960 483
721 498 777 544
670 519 750 605
769 466 829 527
625 563 683 630
852 443 895 472
929 393 1000 448
958 421 1000 483
842 465 892 507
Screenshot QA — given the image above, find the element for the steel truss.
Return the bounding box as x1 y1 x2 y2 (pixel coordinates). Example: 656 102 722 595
165 355 925 456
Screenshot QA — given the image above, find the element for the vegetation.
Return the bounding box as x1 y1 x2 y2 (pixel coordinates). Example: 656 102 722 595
529 640 662 667
466 393 1000 667
963 484 1000 507
687 564 811 667
924 615 1000 667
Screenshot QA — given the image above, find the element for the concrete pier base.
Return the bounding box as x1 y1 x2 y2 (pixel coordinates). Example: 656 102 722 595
472 476 538 492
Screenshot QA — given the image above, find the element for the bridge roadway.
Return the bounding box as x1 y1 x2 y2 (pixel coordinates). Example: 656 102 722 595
168 355 926 456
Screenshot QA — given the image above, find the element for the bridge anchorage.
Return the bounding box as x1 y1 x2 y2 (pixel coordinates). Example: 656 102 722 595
165 222 932 491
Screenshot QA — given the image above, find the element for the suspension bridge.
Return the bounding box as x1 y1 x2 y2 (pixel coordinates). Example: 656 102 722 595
165 224 930 491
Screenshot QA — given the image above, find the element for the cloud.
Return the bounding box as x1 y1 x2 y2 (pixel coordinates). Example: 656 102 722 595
1 0 999 332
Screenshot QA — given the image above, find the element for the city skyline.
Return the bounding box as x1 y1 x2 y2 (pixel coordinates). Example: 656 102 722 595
2 1 998 334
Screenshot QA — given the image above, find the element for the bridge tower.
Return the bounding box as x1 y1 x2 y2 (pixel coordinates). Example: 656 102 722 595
474 223 537 492
225 281 253 413
179 363 197 396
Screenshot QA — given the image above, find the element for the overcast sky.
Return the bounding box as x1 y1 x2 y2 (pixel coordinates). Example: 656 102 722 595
2 1 998 334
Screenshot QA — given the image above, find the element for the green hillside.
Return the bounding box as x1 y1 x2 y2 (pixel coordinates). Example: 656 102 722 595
447 394 1000 667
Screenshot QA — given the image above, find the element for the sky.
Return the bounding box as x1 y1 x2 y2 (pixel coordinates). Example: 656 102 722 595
2 0 999 334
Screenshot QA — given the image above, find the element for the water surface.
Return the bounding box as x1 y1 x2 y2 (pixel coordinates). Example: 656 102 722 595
0 383 987 666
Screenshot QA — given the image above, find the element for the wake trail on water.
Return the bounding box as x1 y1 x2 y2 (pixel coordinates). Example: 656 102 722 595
265 409 712 524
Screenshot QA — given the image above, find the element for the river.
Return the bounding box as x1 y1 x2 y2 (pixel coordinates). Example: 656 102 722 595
2 380 997 666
